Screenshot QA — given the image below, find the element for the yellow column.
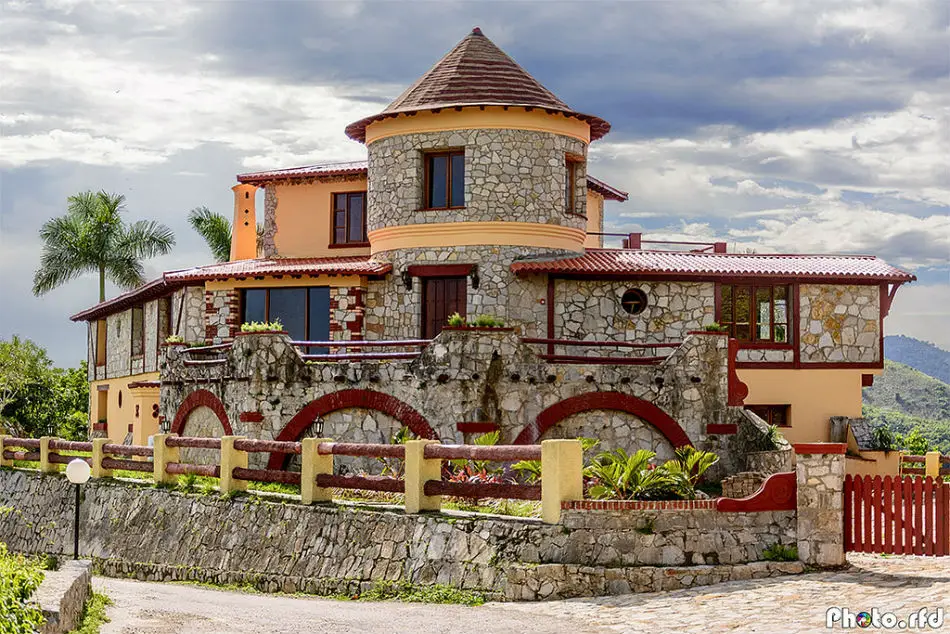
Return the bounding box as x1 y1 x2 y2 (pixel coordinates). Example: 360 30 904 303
925 451 941 479
39 437 57 473
152 433 180 485
219 436 248 494
91 438 113 478
300 438 334 504
541 439 583 524
404 439 441 513
0 435 11 468
230 183 258 261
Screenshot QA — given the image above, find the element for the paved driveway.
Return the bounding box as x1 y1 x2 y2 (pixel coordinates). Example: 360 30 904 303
96 554 949 634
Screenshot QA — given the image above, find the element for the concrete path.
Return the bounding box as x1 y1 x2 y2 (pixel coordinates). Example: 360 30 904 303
95 554 949 634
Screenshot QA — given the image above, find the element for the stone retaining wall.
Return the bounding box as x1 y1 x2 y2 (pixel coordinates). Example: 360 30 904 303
34 560 91 634
1 470 801 601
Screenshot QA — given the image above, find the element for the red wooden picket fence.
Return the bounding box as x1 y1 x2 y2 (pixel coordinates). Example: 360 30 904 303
844 474 950 556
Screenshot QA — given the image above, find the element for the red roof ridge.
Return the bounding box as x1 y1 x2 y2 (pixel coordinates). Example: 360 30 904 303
589 248 884 260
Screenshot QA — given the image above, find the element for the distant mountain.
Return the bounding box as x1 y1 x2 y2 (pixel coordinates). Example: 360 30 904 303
884 335 950 384
864 360 950 422
862 358 950 454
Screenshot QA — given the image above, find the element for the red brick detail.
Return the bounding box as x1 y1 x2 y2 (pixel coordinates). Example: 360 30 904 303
513 392 692 448
793 442 847 455
562 499 717 510
706 423 738 435
456 422 499 434
716 471 797 512
93 423 107 432
170 389 233 436
727 338 749 406
267 389 437 469
861 373 874 387
239 411 264 423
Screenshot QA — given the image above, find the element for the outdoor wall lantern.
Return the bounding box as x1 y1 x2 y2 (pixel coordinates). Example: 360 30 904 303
469 265 480 290
400 269 413 291
65 458 91 560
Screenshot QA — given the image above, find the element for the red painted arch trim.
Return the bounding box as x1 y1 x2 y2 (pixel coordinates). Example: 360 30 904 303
514 392 692 448
170 389 233 436
267 389 437 469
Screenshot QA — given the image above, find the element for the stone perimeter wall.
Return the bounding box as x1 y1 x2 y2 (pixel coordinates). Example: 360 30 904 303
0 470 799 601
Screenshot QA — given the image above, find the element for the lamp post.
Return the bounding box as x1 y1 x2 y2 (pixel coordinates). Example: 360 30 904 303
65 458 91 560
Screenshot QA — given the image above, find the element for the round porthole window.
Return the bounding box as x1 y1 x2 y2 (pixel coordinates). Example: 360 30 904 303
620 289 648 315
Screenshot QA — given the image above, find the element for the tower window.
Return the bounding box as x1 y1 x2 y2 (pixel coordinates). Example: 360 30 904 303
424 150 464 209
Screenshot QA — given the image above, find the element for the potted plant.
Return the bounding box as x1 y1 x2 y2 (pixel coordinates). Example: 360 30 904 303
442 313 513 331
237 319 286 335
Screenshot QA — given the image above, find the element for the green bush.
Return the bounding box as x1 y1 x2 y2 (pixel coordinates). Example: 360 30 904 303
704 322 730 333
762 543 798 562
164 334 184 344
584 446 719 501
446 312 466 327
240 319 284 333
0 542 45 633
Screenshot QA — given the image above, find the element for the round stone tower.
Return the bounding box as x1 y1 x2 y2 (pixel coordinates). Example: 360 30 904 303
345 28 611 339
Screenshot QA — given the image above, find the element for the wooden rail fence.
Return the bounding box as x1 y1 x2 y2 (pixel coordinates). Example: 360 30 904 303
0 434 582 523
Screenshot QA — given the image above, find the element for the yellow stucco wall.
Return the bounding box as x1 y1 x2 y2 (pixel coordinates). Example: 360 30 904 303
846 451 903 477
364 106 592 145
368 221 587 254
205 275 364 292
738 368 878 446
89 372 159 445
271 178 370 259
584 191 604 248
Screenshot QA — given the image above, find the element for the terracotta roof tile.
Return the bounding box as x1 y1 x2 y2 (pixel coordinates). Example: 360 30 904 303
164 257 392 283
345 28 610 142
510 249 916 282
71 257 392 322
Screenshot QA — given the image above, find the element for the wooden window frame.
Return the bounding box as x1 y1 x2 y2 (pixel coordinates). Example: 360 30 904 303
95 319 107 367
240 287 328 341
330 191 368 247
747 404 791 427
718 283 792 346
422 149 465 210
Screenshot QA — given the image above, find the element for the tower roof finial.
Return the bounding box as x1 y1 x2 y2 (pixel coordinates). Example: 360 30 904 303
471 26 483 36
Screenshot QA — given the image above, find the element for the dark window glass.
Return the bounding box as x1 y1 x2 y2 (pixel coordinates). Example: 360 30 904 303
268 288 307 340
307 287 330 353
428 155 448 208
450 153 465 207
243 289 266 324
131 306 145 356
348 194 364 242
565 160 576 213
748 405 791 427
719 284 792 344
331 192 366 245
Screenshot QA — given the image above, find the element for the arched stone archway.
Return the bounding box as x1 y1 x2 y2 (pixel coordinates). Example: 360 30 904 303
267 389 436 470
513 392 692 451
170 389 233 464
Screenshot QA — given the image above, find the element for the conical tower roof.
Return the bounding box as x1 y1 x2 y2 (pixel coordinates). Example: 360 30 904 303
345 27 610 142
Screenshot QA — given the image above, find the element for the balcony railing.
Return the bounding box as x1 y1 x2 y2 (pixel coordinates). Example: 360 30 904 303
520 338 681 365
290 339 431 362
589 232 727 253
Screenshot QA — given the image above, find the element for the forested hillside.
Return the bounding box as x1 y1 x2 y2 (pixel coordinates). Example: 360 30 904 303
884 335 950 384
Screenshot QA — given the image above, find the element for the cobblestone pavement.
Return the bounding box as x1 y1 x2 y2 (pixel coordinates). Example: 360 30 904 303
499 554 950 633
94 555 947 633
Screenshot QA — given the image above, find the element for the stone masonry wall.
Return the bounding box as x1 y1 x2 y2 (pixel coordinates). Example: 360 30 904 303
205 289 241 345
330 286 364 341
800 284 880 364
554 280 715 347
170 287 205 343
367 128 587 232
366 246 551 340
160 330 753 476
0 470 798 601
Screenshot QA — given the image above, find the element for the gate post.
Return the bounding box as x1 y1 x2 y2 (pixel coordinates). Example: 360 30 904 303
925 451 941 479
794 443 847 567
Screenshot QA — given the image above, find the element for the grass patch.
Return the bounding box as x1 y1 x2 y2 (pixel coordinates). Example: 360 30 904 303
761 543 798 562
355 580 485 606
70 591 113 634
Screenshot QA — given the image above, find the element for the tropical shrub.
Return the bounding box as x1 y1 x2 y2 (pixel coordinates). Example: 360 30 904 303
584 446 720 501
446 312 466 327
512 437 599 484
0 542 45 633
240 319 284 333
663 446 720 500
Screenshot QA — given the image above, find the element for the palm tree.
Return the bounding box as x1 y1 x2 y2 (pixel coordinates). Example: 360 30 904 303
187 206 232 262
188 206 264 262
32 191 175 303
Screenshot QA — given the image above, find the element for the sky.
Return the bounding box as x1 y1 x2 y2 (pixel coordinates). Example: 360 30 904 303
1 0 948 366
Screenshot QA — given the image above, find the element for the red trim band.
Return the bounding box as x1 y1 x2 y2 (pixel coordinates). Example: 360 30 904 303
407 264 474 277
456 422 499 434
706 424 738 435
794 443 847 455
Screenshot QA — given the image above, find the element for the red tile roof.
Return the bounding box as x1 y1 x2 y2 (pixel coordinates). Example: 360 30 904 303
237 160 368 185
165 257 392 283
510 249 916 282
70 257 392 322
237 159 626 200
345 28 610 143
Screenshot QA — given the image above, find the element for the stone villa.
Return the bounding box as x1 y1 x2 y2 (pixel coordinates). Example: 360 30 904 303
70 28 915 477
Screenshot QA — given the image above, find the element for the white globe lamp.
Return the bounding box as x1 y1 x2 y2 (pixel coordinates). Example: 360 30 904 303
65 458 91 560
